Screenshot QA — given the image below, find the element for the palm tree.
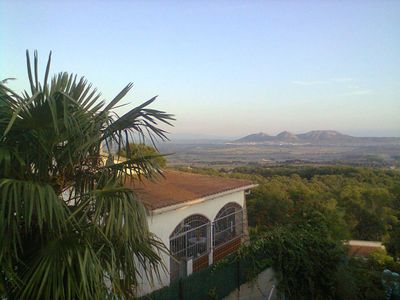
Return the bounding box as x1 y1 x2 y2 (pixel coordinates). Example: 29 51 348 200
0 51 174 299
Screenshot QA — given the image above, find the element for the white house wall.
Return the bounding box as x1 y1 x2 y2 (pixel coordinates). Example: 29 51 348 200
136 190 246 296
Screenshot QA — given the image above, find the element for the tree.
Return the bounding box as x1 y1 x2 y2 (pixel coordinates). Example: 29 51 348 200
243 224 346 299
247 184 293 228
0 51 174 299
118 143 167 169
386 224 400 259
353 208 386 241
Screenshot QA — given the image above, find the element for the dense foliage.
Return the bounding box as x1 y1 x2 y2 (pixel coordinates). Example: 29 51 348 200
0 51 173 299
244 166 400 299
183 165 400 245
182 165 400 299
119 143 167 168
239 224 345 299
335 250 400 300
240 166 400 250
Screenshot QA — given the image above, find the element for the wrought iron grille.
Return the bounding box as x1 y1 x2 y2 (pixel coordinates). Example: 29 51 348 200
169 204 244 282
170 215 211 260
213 208 243 248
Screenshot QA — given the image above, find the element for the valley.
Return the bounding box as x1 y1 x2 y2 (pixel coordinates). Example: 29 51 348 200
158 130 400 168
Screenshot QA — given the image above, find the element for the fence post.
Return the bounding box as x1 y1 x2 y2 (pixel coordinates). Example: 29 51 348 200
187 259 193 276
236 259 240 291
209 223 214 265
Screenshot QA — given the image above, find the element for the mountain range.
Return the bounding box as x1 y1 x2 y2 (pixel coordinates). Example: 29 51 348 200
233 130 400 144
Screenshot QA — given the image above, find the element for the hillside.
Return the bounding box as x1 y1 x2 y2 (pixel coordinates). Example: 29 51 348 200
234 132 274 143
296 130 352 141
275 131 299 142
234 130 400 144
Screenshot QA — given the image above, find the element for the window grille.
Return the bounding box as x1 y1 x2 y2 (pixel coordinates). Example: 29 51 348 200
170 215 211 260
213 203 243 248
169 204 244 282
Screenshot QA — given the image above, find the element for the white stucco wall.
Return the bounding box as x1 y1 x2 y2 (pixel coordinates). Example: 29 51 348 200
136 189 247 296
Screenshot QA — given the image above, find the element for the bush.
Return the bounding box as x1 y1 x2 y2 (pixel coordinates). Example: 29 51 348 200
241 225 346 299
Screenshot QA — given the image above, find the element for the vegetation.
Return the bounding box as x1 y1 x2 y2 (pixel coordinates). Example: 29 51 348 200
184 165 400 244
240 225 345 299
0 51 174 299
240 166 400 244
1 51 397 299
118 143 167 169
182 165 400 299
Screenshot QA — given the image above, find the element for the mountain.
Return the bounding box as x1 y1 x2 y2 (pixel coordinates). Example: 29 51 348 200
296 130 352 141
276 131 299 141
234 132 274 143
234 131 301 143
233 130 400 144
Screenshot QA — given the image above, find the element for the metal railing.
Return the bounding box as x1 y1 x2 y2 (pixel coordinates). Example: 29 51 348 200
170 222 211 260
213 209 243 248
170 209 243 261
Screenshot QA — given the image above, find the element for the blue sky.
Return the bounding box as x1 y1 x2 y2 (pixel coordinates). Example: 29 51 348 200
1 0 399 138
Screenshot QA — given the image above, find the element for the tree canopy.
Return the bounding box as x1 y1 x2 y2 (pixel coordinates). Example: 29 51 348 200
118 143 167 169
182 165 400 299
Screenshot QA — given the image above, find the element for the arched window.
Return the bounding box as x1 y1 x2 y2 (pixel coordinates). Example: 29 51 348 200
169 215 211 282
169 214 211 260
213 203 243 247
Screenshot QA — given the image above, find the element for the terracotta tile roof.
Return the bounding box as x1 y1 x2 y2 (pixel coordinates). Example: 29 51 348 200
346 240 384 257
126 170 254 210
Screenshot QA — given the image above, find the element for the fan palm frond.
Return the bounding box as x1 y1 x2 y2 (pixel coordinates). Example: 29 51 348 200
0 50 173 299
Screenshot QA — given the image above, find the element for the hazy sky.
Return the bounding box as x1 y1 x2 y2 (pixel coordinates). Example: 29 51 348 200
1 0 399 138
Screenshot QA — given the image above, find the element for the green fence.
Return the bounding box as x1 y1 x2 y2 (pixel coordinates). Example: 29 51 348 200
140 253 270 300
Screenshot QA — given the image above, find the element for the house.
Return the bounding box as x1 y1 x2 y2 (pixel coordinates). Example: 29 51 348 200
346 240 385 257
127 170 257 295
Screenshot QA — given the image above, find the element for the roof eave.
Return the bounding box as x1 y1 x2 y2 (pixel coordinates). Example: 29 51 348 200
149 183 258 216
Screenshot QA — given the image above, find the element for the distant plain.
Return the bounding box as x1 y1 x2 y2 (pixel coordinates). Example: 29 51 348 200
158 131 400 169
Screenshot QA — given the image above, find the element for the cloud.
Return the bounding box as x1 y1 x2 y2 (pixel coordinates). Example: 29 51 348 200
347 84 360 89
346 89 373 95
331 77 354 83
292 77 354 86
292 77 372 96
292 77 373 96
292 80 329 86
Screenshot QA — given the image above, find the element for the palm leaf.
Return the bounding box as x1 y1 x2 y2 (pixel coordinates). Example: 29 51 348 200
1 51 174 299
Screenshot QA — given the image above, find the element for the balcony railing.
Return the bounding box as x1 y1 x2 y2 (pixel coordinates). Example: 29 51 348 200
170 209 243 261
170 222 211 260
213 209 243 248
